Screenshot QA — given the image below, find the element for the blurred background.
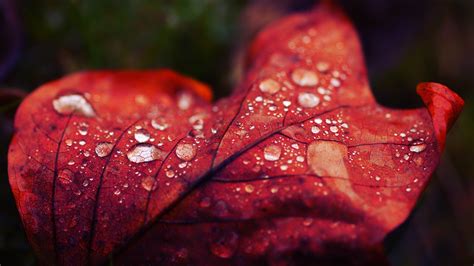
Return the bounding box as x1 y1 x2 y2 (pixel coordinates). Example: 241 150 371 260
0 0 472 265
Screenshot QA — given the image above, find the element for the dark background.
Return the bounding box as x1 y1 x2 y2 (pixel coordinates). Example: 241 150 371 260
0 0 472 265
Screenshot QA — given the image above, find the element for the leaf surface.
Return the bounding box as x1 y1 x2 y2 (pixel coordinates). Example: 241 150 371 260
8 2 463 265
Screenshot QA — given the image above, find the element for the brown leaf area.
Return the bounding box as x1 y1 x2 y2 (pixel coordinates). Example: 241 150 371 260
7 2 463 265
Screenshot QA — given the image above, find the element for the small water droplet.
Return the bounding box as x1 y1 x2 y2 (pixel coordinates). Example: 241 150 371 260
410 143 426 153
175 143 197 161
330 78 341 87
58 169 74 184
244 184 254 193
270 187 279 193
296 156 305 162
177 93 193 110
114 189 121 195
78 140 86 146
311 126 320 134
127 144 163 163
330 126 339 133
52 94 96 117
264 145 282 161
282 100 292 107
134 128 150 143
297 92 320 108
78 123 89 136
151 119 169 131
141 176 156 191
65 139 73 147
95 142 113 157
259 78 281 94
316 61 330 72
291 68 319 86
303 218 314 226
166 169 175 178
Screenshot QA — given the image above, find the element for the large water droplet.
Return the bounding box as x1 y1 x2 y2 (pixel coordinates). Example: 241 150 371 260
210 231 239 259
298 92 320 108
52 94 96 117
291 68 319 86
127 144 163 163
264 144 282 161
134 128 150 143
259 78 281 94
95 142 113 157
175 143 197 161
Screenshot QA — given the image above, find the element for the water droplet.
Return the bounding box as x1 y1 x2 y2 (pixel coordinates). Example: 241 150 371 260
296 156 305 162
297 92 320 108
58 169 74 184
114 189 121 195
95 142 113 157
330 78 341 87
78 123 88 136
316 61 330 72
303 218 314 226
127 144 163 163
282 100 292 107
134 128 150 143
270 187 279 193
410 143 426 153
264 145 282 161
141 176 156 191
291 68 319 86
65 139 73 147
178 93 193 110
330 126 339 133
166 169 175 178
259 78 281 94
311 126 320 134
78 140 86 146
151 119 169 131
244 184 254 193
52 94 96 117
210 232 239 259
175 143 196 161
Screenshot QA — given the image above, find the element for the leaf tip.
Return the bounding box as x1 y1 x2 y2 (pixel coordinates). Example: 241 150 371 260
416 82 464 151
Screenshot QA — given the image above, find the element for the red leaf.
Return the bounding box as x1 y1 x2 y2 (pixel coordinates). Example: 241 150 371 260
8 2 463 265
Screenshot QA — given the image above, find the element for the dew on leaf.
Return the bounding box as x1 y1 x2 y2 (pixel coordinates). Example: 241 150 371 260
311 126 320 134
141 176 156 192
259 78 281 94
127 144 163 163
175 143 197 161
134 128 150 143
151 119 169 131
297 92 320 108
291 68 319 86
410 143 426 153
316 61 330 72
264 144 282 161
95 142 114 157
58 169 74 184
52 94 96 117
